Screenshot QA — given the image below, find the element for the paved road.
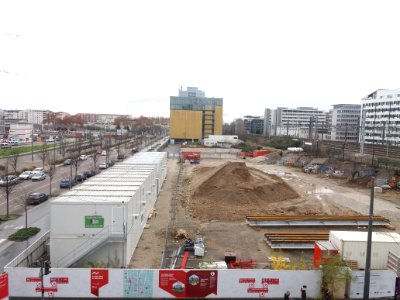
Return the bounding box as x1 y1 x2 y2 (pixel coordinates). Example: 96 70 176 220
0 136 167 271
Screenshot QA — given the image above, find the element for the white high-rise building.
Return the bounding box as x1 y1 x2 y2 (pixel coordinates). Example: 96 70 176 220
25 109 49 125
265 107 326 139
361 89 400 146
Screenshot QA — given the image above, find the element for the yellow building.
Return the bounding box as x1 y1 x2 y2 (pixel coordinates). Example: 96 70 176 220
169 87 223 143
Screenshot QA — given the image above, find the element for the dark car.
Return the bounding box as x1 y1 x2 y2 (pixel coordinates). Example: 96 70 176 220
60 179 74 189
63 159 73 166
0 175 20 186
83 170 95 178
26 192 48 205
75 173 87 182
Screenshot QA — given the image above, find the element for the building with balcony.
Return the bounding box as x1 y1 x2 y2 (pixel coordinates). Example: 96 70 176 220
361 89 400 146
169 87 223 143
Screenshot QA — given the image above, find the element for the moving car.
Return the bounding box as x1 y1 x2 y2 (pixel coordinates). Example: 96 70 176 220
101 150 107 156
0 175 20 186
26 192 48 205
79 155 88 161
31 172 47 181
60 179 74 189
19 171 34 180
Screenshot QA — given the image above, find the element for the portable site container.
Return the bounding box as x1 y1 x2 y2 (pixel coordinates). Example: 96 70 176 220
329 231 400 269
94 169 157 206
50 152 167 268
122 152 167 183
113 165 163 196
84 176 156 216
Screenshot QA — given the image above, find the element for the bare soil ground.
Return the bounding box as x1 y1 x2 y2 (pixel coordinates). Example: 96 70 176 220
129 155 400 270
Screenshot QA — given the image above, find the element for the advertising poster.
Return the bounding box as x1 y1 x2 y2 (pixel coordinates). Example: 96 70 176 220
159 270 218 298
91 269 109 297
159 270 187 298
123 270 153 298
186 270 217 298
0 273 8 299
348 270 396 299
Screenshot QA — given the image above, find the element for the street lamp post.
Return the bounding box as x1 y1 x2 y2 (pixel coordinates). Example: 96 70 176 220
31 129 34 161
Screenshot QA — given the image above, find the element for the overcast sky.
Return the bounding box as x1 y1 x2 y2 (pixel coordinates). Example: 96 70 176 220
1 0 399 122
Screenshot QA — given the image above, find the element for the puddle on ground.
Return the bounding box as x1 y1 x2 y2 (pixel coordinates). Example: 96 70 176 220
313 186 333 194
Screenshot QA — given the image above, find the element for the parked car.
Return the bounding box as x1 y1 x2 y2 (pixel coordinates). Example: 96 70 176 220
32 167 45 174
26 192 48 205
0 175 20 186
79 155 88 161
31 172 47 181
75 173 86 182
99 162 110 169
83 170 96 178
19 171 34 180
60 179 74 189
63 159 73 166
0 142 11 149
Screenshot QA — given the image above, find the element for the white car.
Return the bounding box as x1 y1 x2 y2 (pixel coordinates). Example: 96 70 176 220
19 171 34 180
99 162 110 169
33 167 45 174
79 155 88 161
101 150 107 156
31 172 47 181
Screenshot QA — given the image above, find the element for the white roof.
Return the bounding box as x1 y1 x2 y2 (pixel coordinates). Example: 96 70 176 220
330 231 400 243
52 195 132 204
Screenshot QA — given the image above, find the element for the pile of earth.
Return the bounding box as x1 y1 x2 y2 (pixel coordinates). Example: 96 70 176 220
187 162 300 221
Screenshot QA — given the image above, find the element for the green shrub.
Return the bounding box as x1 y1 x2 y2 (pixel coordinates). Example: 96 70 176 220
8 227 40 241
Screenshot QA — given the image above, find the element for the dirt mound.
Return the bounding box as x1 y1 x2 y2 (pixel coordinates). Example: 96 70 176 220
188 162 300 221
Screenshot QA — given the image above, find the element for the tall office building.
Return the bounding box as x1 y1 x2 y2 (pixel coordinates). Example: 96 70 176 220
266 107 326 139
169 87 223 143
328 104 361 142
361 89 400 146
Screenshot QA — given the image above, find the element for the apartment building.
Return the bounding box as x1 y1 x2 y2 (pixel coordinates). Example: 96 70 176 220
361 89 400 146
169 87 223 143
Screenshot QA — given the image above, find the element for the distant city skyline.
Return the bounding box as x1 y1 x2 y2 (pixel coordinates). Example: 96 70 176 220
1 0 400 122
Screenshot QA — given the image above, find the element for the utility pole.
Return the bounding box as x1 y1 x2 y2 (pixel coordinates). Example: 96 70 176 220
372 104 377 166
343 123 348 161
363 177 375 300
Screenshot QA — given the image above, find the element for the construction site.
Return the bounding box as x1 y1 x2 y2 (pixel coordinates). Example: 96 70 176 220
129 145 400 272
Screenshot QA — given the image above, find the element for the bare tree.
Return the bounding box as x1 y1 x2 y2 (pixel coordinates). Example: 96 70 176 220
89 137 100 173
58 139 68 160
68 138 84 181
7 148 20 174
47 156 57 196
0 162 19 218
36 141 49 168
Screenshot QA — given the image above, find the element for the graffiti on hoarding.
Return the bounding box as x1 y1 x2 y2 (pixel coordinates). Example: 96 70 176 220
25 276 69 297
239 277 279 298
